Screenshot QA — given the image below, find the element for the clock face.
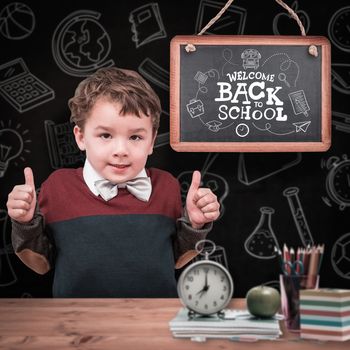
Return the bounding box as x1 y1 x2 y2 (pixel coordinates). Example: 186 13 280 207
328 6 350 52
332 161 350 203
236 123 249 137
177 261 233 315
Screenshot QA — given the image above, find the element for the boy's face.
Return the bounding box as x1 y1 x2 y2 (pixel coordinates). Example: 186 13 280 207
74 98 156 184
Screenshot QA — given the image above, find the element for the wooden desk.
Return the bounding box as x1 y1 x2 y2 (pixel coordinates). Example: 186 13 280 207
0 298 348 349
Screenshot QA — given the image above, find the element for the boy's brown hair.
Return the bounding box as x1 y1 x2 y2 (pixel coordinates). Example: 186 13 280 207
68 67 161 133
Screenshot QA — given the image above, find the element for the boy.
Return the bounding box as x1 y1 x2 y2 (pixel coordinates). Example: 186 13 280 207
7 67 220 297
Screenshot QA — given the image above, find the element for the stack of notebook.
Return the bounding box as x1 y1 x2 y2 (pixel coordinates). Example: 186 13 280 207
169 308 281 341
300 289 350 341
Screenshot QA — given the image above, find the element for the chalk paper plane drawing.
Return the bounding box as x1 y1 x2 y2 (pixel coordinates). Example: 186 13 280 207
195 0 247 35
331 232 350 279
129 3 167 48
0 58 55 113
52 10 114 77
138 57 169 91
293 121 311 133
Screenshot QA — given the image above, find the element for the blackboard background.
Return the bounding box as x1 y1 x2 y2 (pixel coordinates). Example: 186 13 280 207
179 44 322 142
0 0 349 298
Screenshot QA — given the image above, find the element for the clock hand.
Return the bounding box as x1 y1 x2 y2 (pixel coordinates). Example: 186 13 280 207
346 24 350 33
347 173 350 187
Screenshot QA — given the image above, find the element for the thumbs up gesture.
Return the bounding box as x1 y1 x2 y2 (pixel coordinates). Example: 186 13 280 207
185 171 220 229
7 167 37 223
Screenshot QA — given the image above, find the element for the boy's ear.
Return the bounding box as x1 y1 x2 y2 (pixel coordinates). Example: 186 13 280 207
73 125 85 151
148 130 158 155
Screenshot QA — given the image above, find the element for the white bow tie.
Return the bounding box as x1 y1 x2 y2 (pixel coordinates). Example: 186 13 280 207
94 177 152 202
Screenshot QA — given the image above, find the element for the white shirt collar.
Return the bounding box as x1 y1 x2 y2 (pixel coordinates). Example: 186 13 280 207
82 159 147 196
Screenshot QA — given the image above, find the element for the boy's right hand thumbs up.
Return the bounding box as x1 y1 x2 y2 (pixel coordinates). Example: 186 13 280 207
6 167 37 223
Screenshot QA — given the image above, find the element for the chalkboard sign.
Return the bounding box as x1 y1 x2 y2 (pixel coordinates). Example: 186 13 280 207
170 35 331 152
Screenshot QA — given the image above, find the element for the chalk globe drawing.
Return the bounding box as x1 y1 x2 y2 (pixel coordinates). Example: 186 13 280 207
52 10 114 77
331 232 350 279
0 2 35 40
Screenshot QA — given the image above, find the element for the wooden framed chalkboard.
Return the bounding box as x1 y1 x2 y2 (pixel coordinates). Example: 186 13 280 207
170 35 331 152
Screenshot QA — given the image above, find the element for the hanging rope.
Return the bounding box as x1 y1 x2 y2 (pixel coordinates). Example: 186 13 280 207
185 0 235 52
275 0 318 57
185 0 317 57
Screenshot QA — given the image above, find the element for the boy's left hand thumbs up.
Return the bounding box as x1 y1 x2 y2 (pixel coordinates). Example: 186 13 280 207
186 170 220 229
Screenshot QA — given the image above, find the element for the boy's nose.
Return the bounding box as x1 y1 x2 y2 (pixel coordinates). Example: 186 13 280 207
112 139 129 156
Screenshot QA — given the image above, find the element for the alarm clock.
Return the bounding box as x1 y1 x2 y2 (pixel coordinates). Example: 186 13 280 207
325 155 350 210
328 6 350 53
177 240 234 318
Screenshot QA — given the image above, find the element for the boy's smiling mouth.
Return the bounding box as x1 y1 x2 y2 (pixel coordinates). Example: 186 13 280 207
110 164 130 169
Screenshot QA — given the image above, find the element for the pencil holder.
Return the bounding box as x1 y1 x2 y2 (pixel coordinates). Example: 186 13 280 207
279 274 320 332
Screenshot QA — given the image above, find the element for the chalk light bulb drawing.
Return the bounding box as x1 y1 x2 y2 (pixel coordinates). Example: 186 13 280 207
0 128 24 177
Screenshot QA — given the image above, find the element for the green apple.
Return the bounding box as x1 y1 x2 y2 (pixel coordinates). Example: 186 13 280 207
246 285 280 318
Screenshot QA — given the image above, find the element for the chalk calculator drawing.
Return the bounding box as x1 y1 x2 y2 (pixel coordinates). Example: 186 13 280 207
0 58 54 113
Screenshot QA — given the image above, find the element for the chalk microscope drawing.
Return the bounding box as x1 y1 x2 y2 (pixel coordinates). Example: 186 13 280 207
244 207 280 260
331 232 350 279
321 155 350 211
186 48 312 138
52 10 114 77
283 187 314 247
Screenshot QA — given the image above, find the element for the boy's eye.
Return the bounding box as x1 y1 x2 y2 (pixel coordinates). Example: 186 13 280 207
100 133 112 139
130 135 143 141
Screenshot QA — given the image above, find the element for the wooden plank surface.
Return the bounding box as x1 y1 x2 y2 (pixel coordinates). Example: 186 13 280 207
0 298 348 349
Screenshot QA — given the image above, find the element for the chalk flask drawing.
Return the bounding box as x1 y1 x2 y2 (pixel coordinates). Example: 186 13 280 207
244 207 280 259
